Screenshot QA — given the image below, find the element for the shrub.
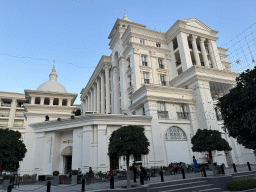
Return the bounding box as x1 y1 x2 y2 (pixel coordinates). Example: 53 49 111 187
53 170 60 176
227 178 256 191
3 175 11 180
72 170 79 175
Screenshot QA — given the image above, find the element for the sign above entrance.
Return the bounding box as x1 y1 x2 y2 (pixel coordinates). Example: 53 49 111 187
63 140 73 143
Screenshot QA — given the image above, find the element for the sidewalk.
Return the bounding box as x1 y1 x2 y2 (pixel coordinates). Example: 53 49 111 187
1 164 255 192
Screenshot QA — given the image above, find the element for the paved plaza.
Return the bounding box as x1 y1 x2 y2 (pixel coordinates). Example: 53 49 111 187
1 164 255 192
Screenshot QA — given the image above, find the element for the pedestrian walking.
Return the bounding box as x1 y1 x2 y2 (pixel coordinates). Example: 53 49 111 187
193 156 197 174
133 161 137 182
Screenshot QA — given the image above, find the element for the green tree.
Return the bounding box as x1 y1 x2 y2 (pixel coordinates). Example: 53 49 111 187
191 129 232 161
0 128 27 172
217 66 256 150
108 126 150 188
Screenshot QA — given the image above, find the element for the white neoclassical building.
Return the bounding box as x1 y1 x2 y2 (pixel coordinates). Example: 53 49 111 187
19 14 256 176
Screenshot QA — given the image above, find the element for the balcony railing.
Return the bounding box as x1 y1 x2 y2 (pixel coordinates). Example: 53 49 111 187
15 114 24 118
142 61 148 66
176 60 181 67
0 113 9 117
159 64 164 69
144 79 150 84
158 111 169 120
161 81 167 86
173 44 178 50
1 103 11 107
13 124 24 127
177 112 190 120
0 124 8 127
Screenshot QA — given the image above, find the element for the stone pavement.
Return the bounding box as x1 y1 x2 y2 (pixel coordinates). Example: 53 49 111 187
0 164 255 192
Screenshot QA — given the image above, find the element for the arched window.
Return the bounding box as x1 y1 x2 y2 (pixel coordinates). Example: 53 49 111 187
165 126 187 141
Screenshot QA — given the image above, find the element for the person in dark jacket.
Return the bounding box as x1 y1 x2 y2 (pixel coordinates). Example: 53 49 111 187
132 161 137 182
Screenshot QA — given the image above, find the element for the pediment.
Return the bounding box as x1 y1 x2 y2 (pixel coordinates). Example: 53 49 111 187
181 18 217 36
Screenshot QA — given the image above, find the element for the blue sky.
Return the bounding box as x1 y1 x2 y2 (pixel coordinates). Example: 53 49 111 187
1 0 256 104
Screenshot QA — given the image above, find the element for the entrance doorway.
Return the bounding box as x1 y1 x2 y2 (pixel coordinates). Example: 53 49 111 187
225 151 233 166
64 156 72 174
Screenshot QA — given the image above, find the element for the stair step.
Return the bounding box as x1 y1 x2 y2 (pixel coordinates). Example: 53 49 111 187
233 173 256 179
198 188 222 192
231 171 256 177
149 181 208 192
162 184 216 192
149 178 203 188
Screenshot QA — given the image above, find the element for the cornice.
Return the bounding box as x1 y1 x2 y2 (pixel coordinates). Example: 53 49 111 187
30 114 152 133
169 66 239 88
131 43 170 55
25 89 77 98
0 91 25 100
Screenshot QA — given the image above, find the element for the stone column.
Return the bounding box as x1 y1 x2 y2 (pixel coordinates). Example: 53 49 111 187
40 97 45 105
82 125 92 173
91 90 94 111
96 79 100 113
31 97 35 104
49 98 54 105
112 66 120 114
210 40 223 70
177 32 193 71
88 93 91 111
58 98 63 106
191 35 200 66
169 41 178 78
93 85 97 112
8 99 17 127
119 57 128 114
100 73 105 114
67 99 71 106
207 40 217 69
199 38 210 67
85 97 88 112
105 66 110 114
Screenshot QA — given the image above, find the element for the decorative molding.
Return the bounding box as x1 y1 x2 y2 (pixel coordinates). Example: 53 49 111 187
76 131 83 138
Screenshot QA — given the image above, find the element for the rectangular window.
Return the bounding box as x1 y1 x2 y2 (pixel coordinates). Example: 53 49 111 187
143 72 150 84
156 43 161 47
158 58 164 69
157 102 166 111
140 39 145 44
141 55 148 66
160 75 166 86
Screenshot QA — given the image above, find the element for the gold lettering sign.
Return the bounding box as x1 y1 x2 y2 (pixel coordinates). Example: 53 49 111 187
63 140 73 143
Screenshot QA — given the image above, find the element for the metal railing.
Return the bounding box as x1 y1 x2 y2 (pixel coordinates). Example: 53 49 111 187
161 81 167 86
0 113 9 117
177 112 190 120
1 103 11 107
142 61 148 66
158 111 169 120
159 64 164 69
144 79 150 84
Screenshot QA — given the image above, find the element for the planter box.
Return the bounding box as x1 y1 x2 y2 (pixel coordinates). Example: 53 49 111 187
71 175 77 185
52 176 59 185
2 179 10 189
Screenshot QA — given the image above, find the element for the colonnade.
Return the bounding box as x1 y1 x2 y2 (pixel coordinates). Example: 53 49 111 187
83 65 111 114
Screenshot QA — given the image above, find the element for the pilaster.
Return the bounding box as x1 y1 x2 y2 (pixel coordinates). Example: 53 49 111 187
82 125 92 173
96 79 101 113
72 128 83 170
112 66 120 114
97 125 108 172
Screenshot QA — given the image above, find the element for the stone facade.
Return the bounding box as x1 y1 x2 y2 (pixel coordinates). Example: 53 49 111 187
18 15 256 176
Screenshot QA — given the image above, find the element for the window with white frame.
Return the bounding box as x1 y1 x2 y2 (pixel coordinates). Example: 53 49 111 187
141 55 148 66
158 58 164 69
143 72 150 84
157 102 166 111
140 39 145 44
160 75 166 86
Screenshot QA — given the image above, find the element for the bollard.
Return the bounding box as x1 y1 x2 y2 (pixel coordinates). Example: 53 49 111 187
81 178 85 192
181 168 186 179
160 170 164 182
110 175 114 189
7 185 12 192
233 163 237 172
140 172 144 185
221 164 225 174
47 180 51 192
202 166 207 177
247 162 252 171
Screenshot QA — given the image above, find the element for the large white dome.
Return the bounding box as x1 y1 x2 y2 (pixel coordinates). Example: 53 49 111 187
37 81 67 93
36 65 67 93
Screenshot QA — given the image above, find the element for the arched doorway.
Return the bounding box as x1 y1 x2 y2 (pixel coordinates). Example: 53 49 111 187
165 126 191 164
61 146 72 174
